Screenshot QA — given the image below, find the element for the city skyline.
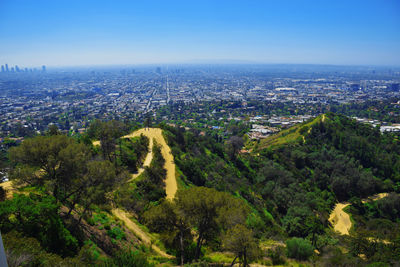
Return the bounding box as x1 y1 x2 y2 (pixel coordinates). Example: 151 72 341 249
1 0 399 67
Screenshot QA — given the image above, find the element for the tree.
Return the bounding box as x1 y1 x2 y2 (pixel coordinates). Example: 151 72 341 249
176 187 249 260
226 136 244 160
9 135 90 203
100 123 117 161
144 200 192 266
47 124 60 136
87 120 125 161
75 160 118 223
0 193 78 257
222 224 259 267
145 114 152 129
144 187 250 262
9 135 122 223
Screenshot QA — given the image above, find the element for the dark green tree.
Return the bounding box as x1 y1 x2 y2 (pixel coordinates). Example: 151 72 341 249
222 224 259 267
144 200 192 266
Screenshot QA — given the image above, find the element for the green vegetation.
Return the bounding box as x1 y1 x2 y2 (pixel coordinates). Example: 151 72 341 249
100 250 152 267
143 187 254 265
2 112 400 266
0 193 78 256
1 121 157 266
157 113 400 265
114 141 166 215
258 115 323 149
286 238 314 261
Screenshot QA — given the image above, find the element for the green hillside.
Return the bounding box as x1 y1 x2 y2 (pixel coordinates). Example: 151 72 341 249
258 114 325 149
1 115 400 266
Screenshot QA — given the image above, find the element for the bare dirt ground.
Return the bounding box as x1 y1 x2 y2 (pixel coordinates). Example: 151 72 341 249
361 192 388 203
329 203 351 235
0 181 15 198
329 193 389 235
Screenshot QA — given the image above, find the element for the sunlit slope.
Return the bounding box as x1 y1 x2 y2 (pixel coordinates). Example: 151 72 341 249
257 114 326 150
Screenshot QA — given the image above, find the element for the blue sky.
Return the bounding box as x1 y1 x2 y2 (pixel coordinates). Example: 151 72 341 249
0 0 399 66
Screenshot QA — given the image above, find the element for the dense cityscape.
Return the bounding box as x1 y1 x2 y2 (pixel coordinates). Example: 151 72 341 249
1 64 400 138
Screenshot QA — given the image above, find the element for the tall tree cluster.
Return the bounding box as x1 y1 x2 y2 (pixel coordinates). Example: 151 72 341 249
144 186 259 266
9 135 127 221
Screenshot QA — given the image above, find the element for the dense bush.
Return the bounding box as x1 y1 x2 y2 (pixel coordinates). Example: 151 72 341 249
268 246 286 265
100 250 152 267
3 231 95 267
286 237 314 260
0 193 78 257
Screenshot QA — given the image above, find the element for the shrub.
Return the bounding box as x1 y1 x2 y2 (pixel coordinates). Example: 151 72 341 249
100 250 152 267
107 226 126 241
0 193 78 257
286 237 314 260
3 231 63 267
268 246 286 265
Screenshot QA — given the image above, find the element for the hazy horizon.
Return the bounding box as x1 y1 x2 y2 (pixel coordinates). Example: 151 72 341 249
1 0 399 67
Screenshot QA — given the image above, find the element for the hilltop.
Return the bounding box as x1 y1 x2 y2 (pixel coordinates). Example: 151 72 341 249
257 114 326 149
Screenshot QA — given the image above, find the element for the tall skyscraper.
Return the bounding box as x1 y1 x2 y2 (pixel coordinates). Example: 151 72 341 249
5 64 9 72
15 65 20 72
1 65 4 72
42 65 46 72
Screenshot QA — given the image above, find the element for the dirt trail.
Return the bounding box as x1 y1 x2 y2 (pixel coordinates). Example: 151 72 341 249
5 128 175 258
114 128 177 257
0 181 15 198
329 203 351 235
93 128 177 198
329 193 389 235
122 128 177 199
128 136 153 181
112 208 173 258
361 192 388 203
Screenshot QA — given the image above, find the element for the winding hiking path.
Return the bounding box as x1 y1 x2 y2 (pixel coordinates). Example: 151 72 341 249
122 128 177 199
2 128 176 258
98 128 177 258
93 128 177 197
329 193 389 235
125 132 154 181
116 128 177 257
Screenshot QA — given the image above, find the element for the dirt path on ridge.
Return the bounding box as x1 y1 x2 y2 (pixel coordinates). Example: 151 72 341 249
122 128 177 199
113 128 177 258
